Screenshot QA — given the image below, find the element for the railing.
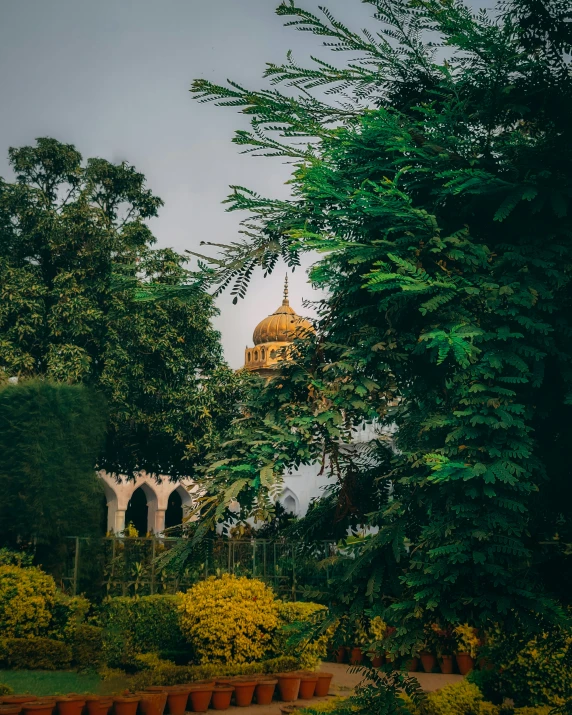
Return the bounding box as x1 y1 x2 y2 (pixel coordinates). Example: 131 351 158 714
61 536 336 602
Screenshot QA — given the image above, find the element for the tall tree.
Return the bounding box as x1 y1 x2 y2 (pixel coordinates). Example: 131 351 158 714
0 138 242 478
187 0 572 665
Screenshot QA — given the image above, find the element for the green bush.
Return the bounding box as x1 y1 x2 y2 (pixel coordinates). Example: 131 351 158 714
0 684 14 696
0 564 57 638
70 624 104 670
99 595 186 668
273 601 329 669
469 627 572 708
0 637 72 670
49 593 91 640
130 655 301 689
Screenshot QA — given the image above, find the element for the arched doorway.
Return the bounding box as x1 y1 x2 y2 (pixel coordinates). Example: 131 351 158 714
283 494 297 515
100 493 109 534
125 487 148 537
165 489 183 534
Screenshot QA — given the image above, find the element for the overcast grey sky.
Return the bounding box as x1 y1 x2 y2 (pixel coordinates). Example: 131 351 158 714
0 0 486 368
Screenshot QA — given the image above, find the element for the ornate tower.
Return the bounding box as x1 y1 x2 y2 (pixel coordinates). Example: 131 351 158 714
244 276 312 375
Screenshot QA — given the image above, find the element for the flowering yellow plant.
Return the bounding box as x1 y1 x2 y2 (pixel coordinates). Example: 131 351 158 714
454 623 480 658
369 617 388 642
0 564 56 638
178 574 280 664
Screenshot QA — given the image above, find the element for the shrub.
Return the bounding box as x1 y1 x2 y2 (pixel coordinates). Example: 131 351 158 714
470 627 572 708
70 624 104 669
0 548 34 568
130 655 300 689
273 601 329 669
0 564 56 638
99 595 186 668
298 699 348 713
0 684 14 696
0 637 72 670
178 575 280 664
49 593 91 640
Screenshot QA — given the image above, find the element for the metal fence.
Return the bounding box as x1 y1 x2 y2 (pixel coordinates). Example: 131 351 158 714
60 537 336 602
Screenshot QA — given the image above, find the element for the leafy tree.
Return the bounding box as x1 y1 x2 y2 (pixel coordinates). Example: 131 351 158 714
0 380 106 544
186 0 572 681
0 138 242 478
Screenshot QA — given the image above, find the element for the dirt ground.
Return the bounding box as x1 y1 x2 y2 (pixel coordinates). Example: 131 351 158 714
230 663 464 714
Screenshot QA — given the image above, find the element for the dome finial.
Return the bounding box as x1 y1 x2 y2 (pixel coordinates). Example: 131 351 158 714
283 273 289 306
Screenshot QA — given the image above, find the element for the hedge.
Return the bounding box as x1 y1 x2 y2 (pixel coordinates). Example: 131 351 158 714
130 655 301 689
70 624 104 670
0 638 72 670
99 595 186 668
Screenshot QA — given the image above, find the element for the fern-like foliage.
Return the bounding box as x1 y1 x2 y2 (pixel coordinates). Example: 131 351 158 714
184 0 572 710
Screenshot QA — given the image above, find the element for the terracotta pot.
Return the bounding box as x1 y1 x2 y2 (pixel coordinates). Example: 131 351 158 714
255 680 277 706
209 687 233 712
232 681 256 708
0 707 25 715
335 646 346 663
112 697 139 715
298 675 318 700
276 674 301 702
405 657 419 673
314 673 333 698
187 686 212 714
349 647 363 665
135 692 167 715
456 653 475 675
95 699 112 715
439 655 454 674
371 655 384 668
3 700 38 707
22 702 55 715
420 652 437 673
164 690 189 715
57 699 85 715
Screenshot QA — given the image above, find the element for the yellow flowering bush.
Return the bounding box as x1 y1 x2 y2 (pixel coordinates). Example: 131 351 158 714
455 623 480 658
0 564 56 638
178 574 280 664
273 601 330 669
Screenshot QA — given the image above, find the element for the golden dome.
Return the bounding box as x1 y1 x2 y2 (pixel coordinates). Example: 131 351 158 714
252 277 312 346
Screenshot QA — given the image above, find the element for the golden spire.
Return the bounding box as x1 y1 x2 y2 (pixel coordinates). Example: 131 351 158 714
283 274 289 306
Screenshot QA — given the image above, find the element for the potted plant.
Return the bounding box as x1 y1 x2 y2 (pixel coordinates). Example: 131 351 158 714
434 625 456 674
420 624 440 673
349 618 369 665
367 616 387 667
454 624 480 674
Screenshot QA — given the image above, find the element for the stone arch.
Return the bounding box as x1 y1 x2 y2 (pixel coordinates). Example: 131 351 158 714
254 349 259 361
165 484 193 533
102 480 119 534
261 348 266 361
125 482 158 536
247 351 252 362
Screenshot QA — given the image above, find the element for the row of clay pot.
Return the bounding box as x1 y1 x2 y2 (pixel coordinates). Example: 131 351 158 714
0 672 334 715
418 652 475 675
335 646 476 676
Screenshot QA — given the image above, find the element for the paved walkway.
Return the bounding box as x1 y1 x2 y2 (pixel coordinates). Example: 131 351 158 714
228 663 464 714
